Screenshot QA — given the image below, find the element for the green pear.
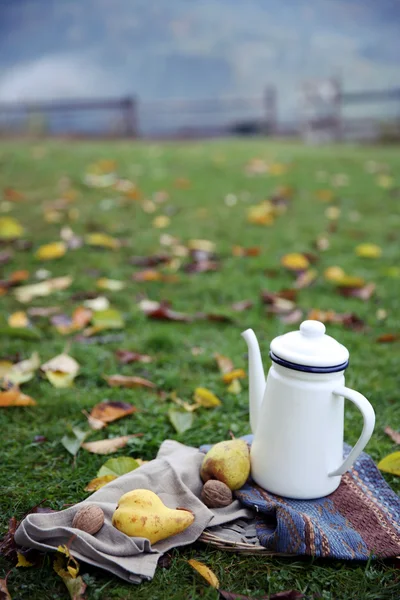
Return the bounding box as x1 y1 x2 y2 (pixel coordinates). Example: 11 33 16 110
200 439 250 490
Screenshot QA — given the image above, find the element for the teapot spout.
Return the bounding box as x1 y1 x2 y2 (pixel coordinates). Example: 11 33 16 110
241 329 266 434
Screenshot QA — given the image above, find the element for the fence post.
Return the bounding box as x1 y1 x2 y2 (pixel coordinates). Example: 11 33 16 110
123 96 138 137
264 85 277 135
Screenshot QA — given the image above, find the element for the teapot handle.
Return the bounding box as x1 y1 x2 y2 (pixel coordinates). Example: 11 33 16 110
329 386 375 477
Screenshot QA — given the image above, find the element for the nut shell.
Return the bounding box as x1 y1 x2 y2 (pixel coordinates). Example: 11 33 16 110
200 480 233 508
72 505 104 535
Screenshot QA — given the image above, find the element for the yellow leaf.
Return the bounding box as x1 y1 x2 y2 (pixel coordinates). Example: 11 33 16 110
222 369 246 384
315 189 334 202
188 559 219 588
81 435 139 455
104 374 156 389
324 266 346 282
268 162 287 176
85 232 120 249
96 278 126 291
56 545 79 578
17 552 34 567
376 174 393 189
281 253 309 271
0 216 24 239
193 387 221 408
35 241 66 260
41 353 80 388
247 202 274 225
325 206 341 220
152 215 170 229
84 474 117 491
214 353 234 375
0 360 13 379
187 239 216 253
0 388 37 407
8 311 29 328
355 243 382 258
377 451 400 476
333 275 365 288
227 379 242 394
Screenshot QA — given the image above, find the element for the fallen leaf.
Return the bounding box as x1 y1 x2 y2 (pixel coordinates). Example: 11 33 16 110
325 206 340 220
214 354 234 375
222 369 246 384
0 388 36 407
188 558 219 588
15 276 73 303
152 215 170 229
377 451 400 476
228 379 242 394
139 300 191 322
85 232 120 249
35 241 67 260
193 387 221 408
168 407 194 433
315 188 334 202
82 435 140 455
184 260 219 274
384 427 400 445
83 296 109 311
91 308 124 330
104 375 156 389
27 306 62 317
376 333 399 343
96 278 126 291
7 311 29 328
295 269 317 289
90 400 137 424
41 353 80 388
247 202 274 225
355 243 382 258
231 300 254 312
280 308 304 324
130 254 170 267
61 427 88 456
0 578 11 600
84 474 117 491
54 548 86 600
5 352 40 385
16 552 34 567
0 216 24 239
338 282 375 300
97 456 140 477
232 246 261 257
281 253 309 271
115 349 152 364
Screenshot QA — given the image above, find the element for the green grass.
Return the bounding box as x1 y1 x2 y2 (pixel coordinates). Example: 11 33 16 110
0 138 399 600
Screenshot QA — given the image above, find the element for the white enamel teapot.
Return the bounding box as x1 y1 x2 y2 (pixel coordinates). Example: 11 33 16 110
242 320 375 499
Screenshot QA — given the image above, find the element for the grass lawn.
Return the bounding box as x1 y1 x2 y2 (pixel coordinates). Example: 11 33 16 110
0 138 399 600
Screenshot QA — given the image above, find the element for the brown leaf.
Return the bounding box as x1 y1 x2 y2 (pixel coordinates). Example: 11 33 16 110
139 300 191 322
0 251 13 266
183 259 219 274
90 400 137 424
384 426 400 444
196 312 234 323
376 333 399 343
231 300 254 312
130 254 170 267
294 269 317 289
115 350 153 364
232 246 261 257
338 283 376 300
279 308 304 324
0 577 11 600
82 434 142 454
0 388 36 407
104 375 156 389
214 353 234 375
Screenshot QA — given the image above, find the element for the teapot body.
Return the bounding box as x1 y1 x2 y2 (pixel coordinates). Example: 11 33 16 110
251 363 345 499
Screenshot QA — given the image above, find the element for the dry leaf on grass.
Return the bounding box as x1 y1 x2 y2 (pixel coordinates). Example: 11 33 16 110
104 375 156 389
15 276 73 303
214 354 234 375
139 299 191 322
222 369 246 384
89 400 137 424
193 387 221 408
84 475 117 491
376 333 399 343
82 434 142 455
377 451 400 476
54 546 86 600
0 577 11 600
188 558 219 588
3 352 40 385
384 426 400 445
35 241 66 260
115 349 152 364
281 253 309 271
41 353 80 388
355 243 382 258
0 388 37 407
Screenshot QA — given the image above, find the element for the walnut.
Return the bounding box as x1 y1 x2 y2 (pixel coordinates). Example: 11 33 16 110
200 480 233 508
72 505 104 535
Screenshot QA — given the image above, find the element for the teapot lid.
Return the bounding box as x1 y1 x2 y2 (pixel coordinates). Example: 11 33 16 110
270 320 349 372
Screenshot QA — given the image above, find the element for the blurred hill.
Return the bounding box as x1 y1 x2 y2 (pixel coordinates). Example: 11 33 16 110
0 0 399 120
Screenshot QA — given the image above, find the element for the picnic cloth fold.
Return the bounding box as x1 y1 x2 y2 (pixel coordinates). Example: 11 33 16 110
15 437 400 584
14 440 253 583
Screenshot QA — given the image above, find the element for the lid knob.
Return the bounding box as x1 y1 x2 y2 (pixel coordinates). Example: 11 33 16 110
300 320 326 338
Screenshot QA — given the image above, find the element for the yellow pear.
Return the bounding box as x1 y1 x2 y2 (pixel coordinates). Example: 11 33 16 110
112 489 195 544
200 439 250 490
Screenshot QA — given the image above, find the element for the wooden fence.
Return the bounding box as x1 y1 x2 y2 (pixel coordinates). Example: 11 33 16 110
0 84 398 141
